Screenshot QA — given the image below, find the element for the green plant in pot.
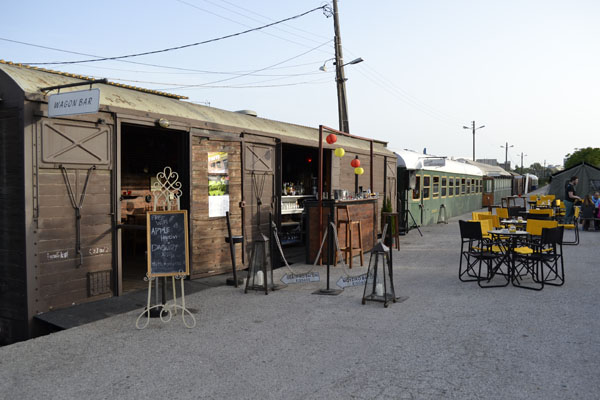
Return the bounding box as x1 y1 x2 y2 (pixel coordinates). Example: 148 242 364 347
381 196 396 247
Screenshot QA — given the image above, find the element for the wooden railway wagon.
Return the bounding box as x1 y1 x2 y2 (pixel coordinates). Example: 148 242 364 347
0 61 396 344
395 149 483 230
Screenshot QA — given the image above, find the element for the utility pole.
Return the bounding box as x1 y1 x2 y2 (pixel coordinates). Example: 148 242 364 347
500 142 513 170
463 121 485 161
520 152 527 174
333 0 350 133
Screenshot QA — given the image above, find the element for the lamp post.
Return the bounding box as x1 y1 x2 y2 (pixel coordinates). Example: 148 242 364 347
331 0 363 133
463 121 485 161
500 142 514 170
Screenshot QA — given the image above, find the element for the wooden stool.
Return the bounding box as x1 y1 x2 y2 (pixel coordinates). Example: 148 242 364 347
335 205 364 268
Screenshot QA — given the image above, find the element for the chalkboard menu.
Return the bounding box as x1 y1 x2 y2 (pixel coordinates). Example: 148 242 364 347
147 210 189 277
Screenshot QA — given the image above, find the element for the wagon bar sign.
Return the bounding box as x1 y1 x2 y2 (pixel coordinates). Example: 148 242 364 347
48 88 100 117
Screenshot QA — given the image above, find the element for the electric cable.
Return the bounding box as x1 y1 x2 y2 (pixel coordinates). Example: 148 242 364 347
17 5 328 65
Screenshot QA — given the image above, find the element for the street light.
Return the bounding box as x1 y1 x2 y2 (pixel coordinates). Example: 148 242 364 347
500 142 514 170
319 57 363 72
463 121 485 161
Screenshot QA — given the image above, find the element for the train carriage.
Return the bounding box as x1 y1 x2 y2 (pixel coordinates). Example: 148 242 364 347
395 149 483 230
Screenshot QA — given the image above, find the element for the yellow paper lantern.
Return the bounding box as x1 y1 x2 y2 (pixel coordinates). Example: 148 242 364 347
354 167 364 175
334 147 345 157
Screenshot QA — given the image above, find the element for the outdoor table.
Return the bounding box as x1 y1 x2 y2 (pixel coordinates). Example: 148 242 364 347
489 229 530 286
500 219 527 230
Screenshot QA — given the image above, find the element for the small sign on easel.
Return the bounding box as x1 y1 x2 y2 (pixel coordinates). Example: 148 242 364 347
147 210 189 277
136 210 195 329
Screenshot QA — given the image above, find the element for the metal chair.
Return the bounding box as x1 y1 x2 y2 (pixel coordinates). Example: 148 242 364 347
458 220 504 287
514 226 564 289
558 206 580 245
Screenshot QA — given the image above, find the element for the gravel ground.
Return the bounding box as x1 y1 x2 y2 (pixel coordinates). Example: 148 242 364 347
1 209 599 400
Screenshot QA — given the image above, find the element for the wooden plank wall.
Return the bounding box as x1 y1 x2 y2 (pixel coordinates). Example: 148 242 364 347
0 111 27 345
34 169 113 312
190 137 242 278
242 139 276 263
307 200 377 264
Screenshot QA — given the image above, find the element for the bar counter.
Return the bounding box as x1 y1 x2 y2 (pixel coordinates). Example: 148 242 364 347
304 198 378 264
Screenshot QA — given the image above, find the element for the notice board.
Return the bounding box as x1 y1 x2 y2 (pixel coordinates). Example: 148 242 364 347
147 210 189 277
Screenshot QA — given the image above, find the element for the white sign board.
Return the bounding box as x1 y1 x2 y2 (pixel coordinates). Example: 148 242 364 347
336 274 368 288
48 89 100 117
280 272 320 284
423 158 446 167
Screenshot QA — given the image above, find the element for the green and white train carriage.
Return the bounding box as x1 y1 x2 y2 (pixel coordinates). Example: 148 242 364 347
395 149 484 230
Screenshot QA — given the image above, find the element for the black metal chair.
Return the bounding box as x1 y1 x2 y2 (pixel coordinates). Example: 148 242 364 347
508 206 526 218
458 220 504 287
538 226 565 286
513 226 564 290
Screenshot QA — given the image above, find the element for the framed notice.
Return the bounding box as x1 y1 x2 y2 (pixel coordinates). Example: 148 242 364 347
208 152 230 217
147 210 189 277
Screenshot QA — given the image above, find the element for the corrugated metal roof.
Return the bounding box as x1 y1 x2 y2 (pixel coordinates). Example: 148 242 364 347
0 61 392 155
393 148 483 176
457 158 512 177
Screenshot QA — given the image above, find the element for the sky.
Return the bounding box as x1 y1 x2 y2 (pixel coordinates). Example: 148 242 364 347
2 0 598 168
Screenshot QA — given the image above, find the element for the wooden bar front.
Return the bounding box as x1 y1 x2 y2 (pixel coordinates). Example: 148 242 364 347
305 198 378 264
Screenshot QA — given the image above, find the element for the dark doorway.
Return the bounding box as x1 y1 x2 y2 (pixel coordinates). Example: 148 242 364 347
279 144 324 264
119 124 189 293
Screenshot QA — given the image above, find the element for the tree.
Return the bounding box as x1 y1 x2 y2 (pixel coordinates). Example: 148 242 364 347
564 147 600 169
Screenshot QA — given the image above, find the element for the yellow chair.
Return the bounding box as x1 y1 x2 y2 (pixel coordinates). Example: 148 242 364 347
496 208 509 219
555 200 566 217
477 213 503 229
472 211 491 221
558 206 580 245
529 208 554 218
514 220 558 255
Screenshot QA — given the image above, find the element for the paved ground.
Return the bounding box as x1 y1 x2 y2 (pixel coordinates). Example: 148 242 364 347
1 208 599 400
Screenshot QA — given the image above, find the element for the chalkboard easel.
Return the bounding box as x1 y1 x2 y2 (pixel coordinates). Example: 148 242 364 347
147 210 189 277
137 210 195 329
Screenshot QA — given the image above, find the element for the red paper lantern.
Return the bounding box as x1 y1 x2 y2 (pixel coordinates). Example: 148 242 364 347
350 158 361 168
326 134 337 144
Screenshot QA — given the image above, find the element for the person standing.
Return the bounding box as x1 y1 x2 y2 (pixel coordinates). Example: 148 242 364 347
564 176 582 223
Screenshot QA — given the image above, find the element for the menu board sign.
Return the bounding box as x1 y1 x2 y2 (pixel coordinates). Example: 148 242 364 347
147 210 189 277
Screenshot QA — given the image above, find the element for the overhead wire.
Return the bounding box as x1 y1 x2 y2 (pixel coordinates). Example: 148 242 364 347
155 39 332 90
217 0 332 42
18 5 328 65
176 0 329 50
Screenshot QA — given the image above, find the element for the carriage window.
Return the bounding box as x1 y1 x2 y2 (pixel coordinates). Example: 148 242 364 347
461 178 466 194
432 176 440 198
412 176 421 200
466 178 471 194
441 177 447 197
423 175 431 199
449 177 454 196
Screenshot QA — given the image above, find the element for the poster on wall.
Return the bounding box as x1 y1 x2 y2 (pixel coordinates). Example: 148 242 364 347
208 152 230 217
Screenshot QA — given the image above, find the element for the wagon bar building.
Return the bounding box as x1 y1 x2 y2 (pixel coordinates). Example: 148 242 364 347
0 61 396 344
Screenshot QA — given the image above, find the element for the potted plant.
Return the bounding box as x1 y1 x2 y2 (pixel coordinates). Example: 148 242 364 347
381 196 396 247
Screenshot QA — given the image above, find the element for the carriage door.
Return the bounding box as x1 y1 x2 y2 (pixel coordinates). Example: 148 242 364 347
482 177 494 207
189 132 242 278
243 138 276 262
35 117 114 313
